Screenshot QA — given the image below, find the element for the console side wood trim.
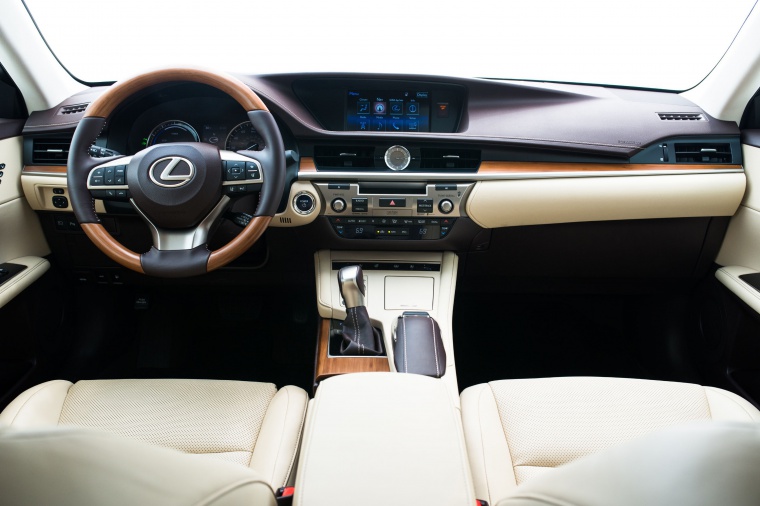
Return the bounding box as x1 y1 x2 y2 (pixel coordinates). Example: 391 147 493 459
315 318 390 383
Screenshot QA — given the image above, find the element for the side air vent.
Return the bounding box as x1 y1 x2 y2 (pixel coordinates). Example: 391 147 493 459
419 148 480 170
674 143 732 163
58 103 89 115
314 146 374 169
658 112 704 121
32 137 71 164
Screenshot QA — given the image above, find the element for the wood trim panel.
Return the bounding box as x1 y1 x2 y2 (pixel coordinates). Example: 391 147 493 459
85 67 268 118
478 161 742 173
300 157 317 172
315 318 390 383
23 165 67 175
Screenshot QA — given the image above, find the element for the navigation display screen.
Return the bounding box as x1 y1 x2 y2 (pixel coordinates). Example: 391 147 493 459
346 90 430 132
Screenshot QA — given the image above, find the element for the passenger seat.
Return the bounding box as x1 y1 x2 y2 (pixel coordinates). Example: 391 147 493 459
461 377 760 506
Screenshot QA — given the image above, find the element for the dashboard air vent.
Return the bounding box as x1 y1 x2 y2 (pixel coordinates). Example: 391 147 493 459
314 146 374 169
32 137 71 164
658 112 704 121
419 148 480 170
58 103 89 115
674 143 732 163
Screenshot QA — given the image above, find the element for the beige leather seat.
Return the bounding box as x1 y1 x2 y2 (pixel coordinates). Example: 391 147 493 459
461 377 760 506
0 378 308 491
0 426 278 506
497 422 760 506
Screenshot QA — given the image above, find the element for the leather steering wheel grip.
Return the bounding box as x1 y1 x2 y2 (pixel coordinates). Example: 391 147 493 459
67 67 285 277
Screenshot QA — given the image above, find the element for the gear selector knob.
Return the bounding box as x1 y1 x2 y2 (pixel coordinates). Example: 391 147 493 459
336 265 383 356
338 265 366 309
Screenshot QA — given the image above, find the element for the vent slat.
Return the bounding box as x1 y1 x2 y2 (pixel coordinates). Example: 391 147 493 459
674 143 731 163
58 103 89 115
658 112 704 121
314 146 374 169
419 148 480 170
32 138 72 164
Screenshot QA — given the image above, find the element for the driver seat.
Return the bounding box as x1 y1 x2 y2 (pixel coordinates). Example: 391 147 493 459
0 378 308 491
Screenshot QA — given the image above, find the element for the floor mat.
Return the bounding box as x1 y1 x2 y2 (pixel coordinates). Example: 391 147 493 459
92 286 317 393
453 293 652 391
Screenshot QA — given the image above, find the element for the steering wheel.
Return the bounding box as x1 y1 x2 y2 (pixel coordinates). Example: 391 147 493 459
67 68 285 278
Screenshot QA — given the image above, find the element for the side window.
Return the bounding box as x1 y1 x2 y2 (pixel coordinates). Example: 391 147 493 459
0 63 27 120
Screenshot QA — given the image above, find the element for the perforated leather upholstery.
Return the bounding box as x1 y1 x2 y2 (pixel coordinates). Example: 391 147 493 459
0 378 308 489
461 377 760 506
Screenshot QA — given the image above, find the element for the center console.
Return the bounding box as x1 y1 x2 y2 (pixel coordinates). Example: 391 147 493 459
315 182 472 240
314 250 460 397
294 373 475 506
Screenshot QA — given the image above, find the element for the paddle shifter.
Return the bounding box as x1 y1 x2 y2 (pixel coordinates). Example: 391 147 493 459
337 265 384 356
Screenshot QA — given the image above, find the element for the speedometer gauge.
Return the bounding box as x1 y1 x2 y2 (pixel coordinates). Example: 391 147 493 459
225 121 265 151
146 120 200 146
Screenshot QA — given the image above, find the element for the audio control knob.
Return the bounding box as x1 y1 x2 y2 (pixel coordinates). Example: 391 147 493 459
331 198 347 213
438 199 454 214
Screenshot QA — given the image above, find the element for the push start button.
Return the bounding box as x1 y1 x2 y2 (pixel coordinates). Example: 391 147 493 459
294 192 316 215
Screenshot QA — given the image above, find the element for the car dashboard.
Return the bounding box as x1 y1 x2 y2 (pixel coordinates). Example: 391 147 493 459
17 72 745 293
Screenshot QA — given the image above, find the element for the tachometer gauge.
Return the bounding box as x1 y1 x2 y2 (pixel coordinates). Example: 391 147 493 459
225 121 265 151
146 120 200 146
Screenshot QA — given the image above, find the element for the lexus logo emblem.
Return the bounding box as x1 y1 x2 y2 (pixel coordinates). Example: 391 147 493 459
149 157 195 188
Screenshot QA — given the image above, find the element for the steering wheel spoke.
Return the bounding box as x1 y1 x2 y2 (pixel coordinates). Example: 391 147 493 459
87 156 133 201
131 195 232 251
220 150 263 197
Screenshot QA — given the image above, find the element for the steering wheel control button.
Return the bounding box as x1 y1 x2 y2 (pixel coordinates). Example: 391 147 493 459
379 198 406 208
245 162 261 180
438 199 454 214
52 196 68 208
384 145 411 171
224 160 246 181
331 198 347 213
351 198 369 213
104 167 115 185
416 198 434 213
294 192 316 215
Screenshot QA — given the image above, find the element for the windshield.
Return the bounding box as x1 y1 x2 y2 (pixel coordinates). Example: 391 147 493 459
23 0 757 91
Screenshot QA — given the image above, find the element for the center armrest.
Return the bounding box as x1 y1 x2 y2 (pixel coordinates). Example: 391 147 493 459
294 373 475 506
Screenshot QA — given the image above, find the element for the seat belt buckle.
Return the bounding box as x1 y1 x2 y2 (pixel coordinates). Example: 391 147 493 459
276 486 295 506
476 500 490 506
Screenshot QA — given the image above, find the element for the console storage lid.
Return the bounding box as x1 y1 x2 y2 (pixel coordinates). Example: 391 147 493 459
294 372 475 506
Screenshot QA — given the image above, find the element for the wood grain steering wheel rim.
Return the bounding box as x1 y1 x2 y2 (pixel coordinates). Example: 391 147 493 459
69 67 283 276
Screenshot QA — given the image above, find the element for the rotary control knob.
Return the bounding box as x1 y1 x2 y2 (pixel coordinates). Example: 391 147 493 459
331 198 347 213
438 199 454 214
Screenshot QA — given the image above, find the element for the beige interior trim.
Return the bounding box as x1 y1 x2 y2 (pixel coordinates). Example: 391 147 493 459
466 173 746 229
269 181 321 227
1 138 50 264
0 256 50 309
21 173 106 213
315 250 460 399
717 145 760 269
294 373 475 506
715 266 760 316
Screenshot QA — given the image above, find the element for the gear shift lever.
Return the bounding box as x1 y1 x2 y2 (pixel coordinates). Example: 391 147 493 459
337 266 383 356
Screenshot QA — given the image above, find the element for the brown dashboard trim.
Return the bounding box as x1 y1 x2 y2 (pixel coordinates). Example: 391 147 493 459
315 318 390 383
300 157 740 174
478 161 742 173
23 165 67 175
